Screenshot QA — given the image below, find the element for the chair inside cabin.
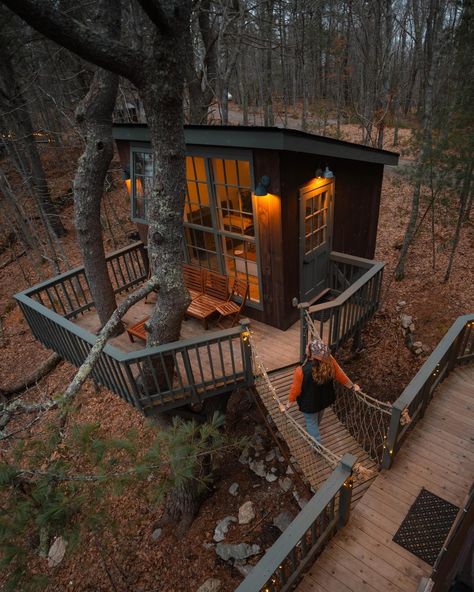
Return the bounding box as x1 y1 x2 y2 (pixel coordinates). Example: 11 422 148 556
216 278 249 327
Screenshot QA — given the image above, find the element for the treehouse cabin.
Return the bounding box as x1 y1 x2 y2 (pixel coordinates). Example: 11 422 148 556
15 125 396 418
113 124 398 330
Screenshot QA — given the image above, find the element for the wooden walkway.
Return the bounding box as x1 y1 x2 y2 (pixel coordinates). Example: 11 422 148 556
257 367 378 503
297 364 474 592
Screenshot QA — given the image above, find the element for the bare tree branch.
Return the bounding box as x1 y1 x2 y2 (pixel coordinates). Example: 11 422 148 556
0 0 143 84
136 0 171 35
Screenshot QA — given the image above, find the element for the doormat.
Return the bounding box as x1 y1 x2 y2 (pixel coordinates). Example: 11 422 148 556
393 488 459 566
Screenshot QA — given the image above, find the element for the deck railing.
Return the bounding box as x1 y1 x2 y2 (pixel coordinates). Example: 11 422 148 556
15 242 254 415
382 314 474 469
298 252 385 359
26 242 149 319
235 454 356 592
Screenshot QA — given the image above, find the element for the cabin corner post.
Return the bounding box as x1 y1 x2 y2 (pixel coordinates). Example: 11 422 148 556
338 453 356 528
382 405 402 469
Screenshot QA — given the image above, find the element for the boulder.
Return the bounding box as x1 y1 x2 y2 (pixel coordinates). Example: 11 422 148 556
238 501 256 525
214 516 237 542
279 477 293 492
229 482 239 496
400 313 413 329
249 459 266 478
265 449 276 462
197 578 222 592
151 528 162 541
48 536 67 567
265 472 278 482
273 511 294 533
216 543 260 562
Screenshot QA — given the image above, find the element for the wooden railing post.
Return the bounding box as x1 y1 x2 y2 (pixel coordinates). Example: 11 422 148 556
382 406 402 469
240 320 254 387
338 453 357 527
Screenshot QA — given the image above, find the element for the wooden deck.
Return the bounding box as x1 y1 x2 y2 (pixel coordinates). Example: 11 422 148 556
258 367 378 502
297 364 474 592
74 292 301 373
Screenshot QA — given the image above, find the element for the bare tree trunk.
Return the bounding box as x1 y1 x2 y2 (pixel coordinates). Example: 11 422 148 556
74 67 121 330
0 26 65 238
444 159 473 282
395 0 442 280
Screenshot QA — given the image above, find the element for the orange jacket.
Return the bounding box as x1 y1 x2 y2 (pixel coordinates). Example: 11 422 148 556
288 356 350 404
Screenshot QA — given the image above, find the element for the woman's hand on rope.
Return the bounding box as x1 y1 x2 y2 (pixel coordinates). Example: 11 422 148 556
352 383 361 392
279 403 286 413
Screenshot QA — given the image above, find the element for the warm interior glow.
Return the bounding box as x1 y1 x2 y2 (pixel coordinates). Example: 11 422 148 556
124 178 131 194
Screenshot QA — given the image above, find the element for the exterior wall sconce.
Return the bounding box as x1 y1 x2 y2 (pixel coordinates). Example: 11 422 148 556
255 175 271 196
323 166 334 179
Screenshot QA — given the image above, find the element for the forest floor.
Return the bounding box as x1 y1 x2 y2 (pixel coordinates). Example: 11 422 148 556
0 121 473 591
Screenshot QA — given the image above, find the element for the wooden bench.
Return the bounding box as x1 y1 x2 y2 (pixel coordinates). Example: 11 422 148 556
183 263 205 301
186 269 230 328
126 317 149 342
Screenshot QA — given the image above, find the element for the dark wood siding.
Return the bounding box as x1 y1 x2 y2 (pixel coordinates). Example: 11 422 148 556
113 139 385 331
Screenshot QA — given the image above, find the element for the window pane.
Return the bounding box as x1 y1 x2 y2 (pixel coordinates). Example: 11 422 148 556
222 237 260 303
184 228 218 271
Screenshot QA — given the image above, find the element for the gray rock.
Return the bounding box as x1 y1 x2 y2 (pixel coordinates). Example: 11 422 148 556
409 323 416 332
277 454 285 463
292 490 309 509
279 477 293 492
249 459 266 478
273 511 294 533
234 563 254 578
400 313 413 329
286 465 294 475
397 300 406 307
48 536 67 567
197 578 222 592
151 528 162 541
214 516 237 542
265 472 278 482
413 341 423 348
414 348 423 355
238 501 255 525
216 543 261 562
203 542 215 550
265 449 276 462
239 449 250 465
229 482 239 496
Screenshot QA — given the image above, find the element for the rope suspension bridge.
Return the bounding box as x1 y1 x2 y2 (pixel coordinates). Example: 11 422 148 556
244 311 410 504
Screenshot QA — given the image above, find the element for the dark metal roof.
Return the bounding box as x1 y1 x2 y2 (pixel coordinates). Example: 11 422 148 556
112 123 399 166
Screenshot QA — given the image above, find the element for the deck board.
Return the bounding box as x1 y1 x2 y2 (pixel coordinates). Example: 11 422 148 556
297 364 474 592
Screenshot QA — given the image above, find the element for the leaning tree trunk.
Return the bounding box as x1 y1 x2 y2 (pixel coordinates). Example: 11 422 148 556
74 68 122 331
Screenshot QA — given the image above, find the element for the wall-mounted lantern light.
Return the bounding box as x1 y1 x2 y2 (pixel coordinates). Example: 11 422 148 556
323 166 334 179
255 175 271 196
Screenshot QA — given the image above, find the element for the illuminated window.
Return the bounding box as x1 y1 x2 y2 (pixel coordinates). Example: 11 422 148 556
130 149 262 305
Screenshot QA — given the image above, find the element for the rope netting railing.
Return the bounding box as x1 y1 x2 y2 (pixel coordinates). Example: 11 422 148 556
246 330 374 484
304 309 411 466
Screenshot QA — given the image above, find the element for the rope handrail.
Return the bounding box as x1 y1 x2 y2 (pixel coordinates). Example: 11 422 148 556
304 309 399 417
247 330 375 479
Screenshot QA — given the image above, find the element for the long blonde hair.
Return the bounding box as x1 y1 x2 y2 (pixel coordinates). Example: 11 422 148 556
311 357 335 384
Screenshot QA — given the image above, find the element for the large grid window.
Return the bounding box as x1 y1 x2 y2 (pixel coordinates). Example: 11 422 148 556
130 150 262 305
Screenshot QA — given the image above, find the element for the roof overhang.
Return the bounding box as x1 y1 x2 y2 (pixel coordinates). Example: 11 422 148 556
112 124 399 166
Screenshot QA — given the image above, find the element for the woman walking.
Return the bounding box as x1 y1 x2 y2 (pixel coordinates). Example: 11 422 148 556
280 338 360 443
